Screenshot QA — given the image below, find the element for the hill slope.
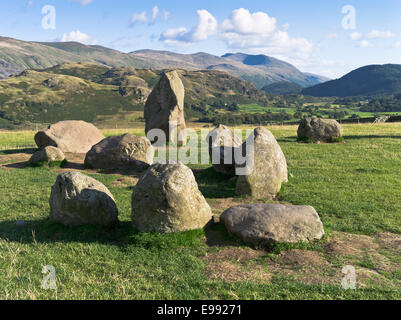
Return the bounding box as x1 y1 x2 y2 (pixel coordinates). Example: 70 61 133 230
0 36 329 89
130 50 328 88
0 62 271 129
261 81 303 95
302 64 401 97
222 53 328 87
0 37 86 78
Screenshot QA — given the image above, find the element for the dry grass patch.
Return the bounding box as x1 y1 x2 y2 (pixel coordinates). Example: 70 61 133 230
205 261 271 283
278 249 329 267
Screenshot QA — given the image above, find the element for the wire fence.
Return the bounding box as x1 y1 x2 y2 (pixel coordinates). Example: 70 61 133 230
0 130 38 151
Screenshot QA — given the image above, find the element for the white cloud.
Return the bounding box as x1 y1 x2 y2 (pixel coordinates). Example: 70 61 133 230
366 30 396 39
130 12 147 26
221 8 276 35
160 7 313 65
151 6 159 22
359 40 372 48
69 0 93 5
219 9 312 60
160 9 218 45
349 32 363 40
395 41 401 48
59 30 97 45
163 11 171 21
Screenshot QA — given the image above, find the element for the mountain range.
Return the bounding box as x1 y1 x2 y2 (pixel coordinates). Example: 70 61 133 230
0 36 329 89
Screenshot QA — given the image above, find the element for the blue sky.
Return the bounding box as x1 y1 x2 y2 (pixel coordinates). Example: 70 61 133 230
1 0 400 78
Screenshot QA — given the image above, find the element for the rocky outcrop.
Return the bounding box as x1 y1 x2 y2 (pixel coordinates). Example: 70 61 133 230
144 71 186 145
35 120 105 153
84 133 154 170
131 161 212 233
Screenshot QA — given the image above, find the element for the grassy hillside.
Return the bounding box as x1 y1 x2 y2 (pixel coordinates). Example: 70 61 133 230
0 62 274 129
39 42 152 69
0 37 85 78
262 81 303 95
302 64 401 97
1 123 401 299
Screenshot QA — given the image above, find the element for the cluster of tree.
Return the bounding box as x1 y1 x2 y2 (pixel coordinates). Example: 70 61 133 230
198 111 292 126
360 95 401 112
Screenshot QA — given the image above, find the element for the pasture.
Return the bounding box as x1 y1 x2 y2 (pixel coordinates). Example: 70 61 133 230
1 123 401 299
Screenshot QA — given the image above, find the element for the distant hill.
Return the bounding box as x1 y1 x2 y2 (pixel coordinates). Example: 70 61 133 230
0 36 84 78
0 36 329 89
302 64 401 97
222 53 329 88
261 81 303 95
0 62 271 129
131 50 328 88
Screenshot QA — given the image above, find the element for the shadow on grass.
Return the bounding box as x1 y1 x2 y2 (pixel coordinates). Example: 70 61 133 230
276 136 298 143
0 218 220 250
344 135 401 140
0 148 37 155
193 167 237 199
0 215 246 251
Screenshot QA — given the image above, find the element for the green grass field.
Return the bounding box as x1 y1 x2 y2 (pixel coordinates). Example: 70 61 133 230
1 123 401 299
238 103 401 120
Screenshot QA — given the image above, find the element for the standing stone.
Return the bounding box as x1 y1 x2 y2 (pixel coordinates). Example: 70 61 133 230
144 71 187 145
236 127 287 199
84 133 154 170
132 161 212 233
29 146 65 165
35 120 105 153
297 117 343 142
220 204 324 244
206 124 242 175
49 172 118 227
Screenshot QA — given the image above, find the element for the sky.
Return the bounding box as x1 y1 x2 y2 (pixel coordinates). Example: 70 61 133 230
0 0 400 78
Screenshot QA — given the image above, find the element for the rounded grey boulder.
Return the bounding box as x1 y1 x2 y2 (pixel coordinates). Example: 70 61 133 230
29 146 65 165
132 161 212 233
35 120 105 153
50 171 118 227
297 117 343 142
220 203 324 244
84 133 154 170
235 127 288 199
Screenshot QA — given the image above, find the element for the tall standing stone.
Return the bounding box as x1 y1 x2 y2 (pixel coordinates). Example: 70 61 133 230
236 127 288 199
144 70 187 145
